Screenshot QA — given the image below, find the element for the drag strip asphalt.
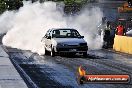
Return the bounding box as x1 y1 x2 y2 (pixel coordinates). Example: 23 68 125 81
3 47 132 88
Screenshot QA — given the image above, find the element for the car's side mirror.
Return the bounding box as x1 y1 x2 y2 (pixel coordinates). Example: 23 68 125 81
80 36 84 38
47 36 51 39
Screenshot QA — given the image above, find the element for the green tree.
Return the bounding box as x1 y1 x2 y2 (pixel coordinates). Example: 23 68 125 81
0 0 7 14
64 0 74 5
64 0 88 5
6 0 23 10
0 0 23 14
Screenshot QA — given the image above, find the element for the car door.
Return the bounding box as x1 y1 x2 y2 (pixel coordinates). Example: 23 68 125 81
45 30 52 51
42 30 50 51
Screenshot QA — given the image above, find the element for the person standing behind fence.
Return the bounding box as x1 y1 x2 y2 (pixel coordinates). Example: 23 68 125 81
116 23 126 36
103 21 111 48
109 23 116 48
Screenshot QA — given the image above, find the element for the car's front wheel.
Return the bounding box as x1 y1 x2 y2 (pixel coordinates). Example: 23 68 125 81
51 47 55 57
45 48 48 55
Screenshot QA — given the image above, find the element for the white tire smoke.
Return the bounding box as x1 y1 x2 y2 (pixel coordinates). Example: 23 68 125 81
1 1 103 55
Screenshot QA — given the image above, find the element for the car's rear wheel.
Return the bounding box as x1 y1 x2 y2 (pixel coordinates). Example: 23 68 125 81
83 52 87 57
51 47 55 57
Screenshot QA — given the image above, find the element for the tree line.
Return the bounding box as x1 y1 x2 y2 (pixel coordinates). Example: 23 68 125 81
0 0 23 14
0 0 96 14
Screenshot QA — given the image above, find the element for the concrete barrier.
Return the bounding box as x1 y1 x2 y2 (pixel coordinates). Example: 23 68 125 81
113 35 132 54
0 45 28 88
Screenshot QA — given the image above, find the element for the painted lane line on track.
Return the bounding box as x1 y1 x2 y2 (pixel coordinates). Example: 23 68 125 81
10 57 39 88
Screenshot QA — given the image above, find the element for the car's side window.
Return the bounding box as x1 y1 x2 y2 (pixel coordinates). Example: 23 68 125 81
44 29 51 38
44 33 48 38
49 30 52 37
47 32 51 38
